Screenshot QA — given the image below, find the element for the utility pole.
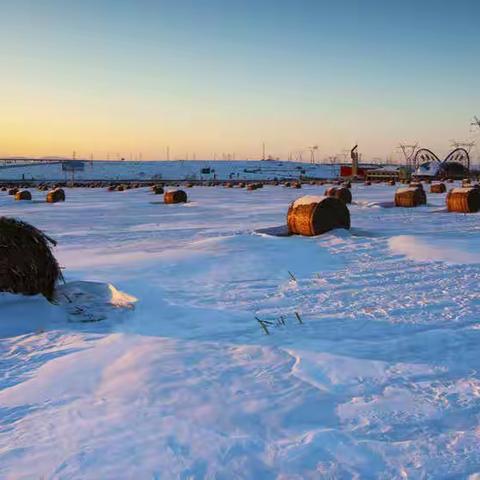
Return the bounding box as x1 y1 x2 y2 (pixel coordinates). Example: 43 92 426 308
398 143 418 172
262 142 266 161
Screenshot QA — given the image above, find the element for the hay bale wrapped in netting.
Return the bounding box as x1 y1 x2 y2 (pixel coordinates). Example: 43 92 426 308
8 188 18 196
0 217 62 300
430 182 446 194
287 195 350 236
395 186 426 207
164 189 187 204
324 186 352 204
446 187 480 213
15 190 32 201
46 188 65 203
152 185 164 195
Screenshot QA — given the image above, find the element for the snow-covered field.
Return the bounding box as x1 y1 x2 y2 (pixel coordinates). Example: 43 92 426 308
0 160 339 181
1 182 480 479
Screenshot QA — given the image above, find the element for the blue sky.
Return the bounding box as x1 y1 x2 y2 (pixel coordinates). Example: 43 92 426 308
0 0 479 159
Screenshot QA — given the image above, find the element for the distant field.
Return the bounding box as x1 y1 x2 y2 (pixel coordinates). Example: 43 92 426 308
0 160 339 181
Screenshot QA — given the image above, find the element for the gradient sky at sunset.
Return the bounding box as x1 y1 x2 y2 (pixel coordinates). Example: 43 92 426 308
1 0 479 160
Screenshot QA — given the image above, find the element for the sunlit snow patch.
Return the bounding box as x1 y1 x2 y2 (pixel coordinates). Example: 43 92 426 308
54 281 138 322
389 235 480 264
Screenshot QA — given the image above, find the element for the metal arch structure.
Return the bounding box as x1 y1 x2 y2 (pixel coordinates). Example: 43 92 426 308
413 148 441 171
443 147 470 172
414 147 470 178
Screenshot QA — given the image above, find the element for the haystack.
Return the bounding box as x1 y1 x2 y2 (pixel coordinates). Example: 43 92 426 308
324 186 352 204
0 217 62 300
15 190 32 201
164 189 187 204
292 182 302 189
430 183 446 194
395 186 426 207
364 181 371 186
287 195 350 236
152 185 164 195
446 187 480 213
388 179 396 186
8 188 18 196
46 188 65 203
247 184 257 191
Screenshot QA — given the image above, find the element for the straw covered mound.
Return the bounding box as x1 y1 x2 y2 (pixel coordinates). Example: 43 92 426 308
324 186 352 204
287 195 350 236
46 188 66 203
0 217 62 300
446 187 480 213
164 189 187 204
430 183 446 194
395 186 426 207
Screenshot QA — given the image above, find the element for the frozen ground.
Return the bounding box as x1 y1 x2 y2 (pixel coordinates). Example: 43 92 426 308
0 159 339 181
1 182 480 479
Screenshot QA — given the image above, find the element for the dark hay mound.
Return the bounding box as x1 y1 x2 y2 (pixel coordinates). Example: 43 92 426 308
325 186 352 204
395 186 426 207
164 189 187 204
287 196 350 236
0 217 62 300
46 188 66 203
8 188 18 196
15 190 32 201
447 187 480 213
152 185 164 195
430 183 446 194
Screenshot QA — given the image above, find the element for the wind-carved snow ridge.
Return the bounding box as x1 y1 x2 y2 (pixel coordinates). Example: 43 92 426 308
1 182 480 478
54 281 138 322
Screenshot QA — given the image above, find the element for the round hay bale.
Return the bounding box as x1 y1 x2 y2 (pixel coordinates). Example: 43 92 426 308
238 182 245 188
8 188 18 196
409 181 424 190
292 182 302 189
430 183 446 194
0 217 62 300
284 182 291 187
342 181 352 189
395 186 426 207
388 179 396 186
107 185 116 191
446 187 480 213
152 185 164 195
287 195 350 236
364 181 371 186
15 190 32 201
246 184 257 191
164 189 187 204
324 186 352 204
46 188 65 203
